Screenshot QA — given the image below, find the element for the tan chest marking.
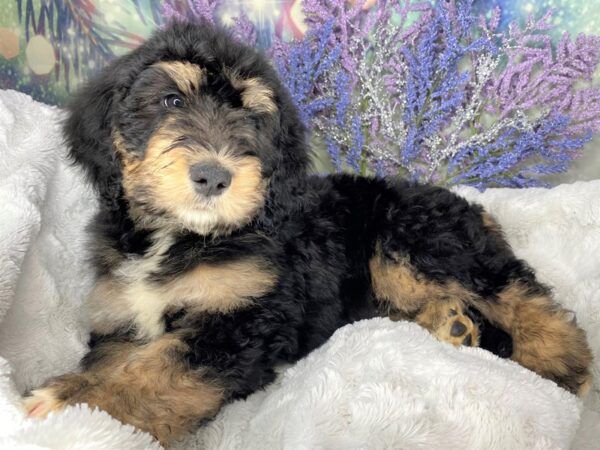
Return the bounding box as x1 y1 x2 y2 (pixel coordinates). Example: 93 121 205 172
88 242 276 339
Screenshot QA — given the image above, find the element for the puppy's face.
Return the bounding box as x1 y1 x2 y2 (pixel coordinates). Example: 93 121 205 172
67 22 308 237
113 60 279 235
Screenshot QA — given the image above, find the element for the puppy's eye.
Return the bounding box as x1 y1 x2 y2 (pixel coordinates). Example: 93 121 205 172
163 94 184 108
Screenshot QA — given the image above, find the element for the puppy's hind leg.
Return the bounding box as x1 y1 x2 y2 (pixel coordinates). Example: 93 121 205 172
471 211 592 396
476 280 593 397
24 333 224 447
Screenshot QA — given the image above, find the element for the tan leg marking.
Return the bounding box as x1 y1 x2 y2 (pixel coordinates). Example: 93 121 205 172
24 334 223 447
369 249 479 347
477 282 593 396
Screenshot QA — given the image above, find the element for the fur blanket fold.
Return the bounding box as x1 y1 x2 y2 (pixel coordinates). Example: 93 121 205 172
0 89 598 449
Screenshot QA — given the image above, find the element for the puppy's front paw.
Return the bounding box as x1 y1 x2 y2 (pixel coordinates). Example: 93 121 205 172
23 373 94 418
24 387 66 418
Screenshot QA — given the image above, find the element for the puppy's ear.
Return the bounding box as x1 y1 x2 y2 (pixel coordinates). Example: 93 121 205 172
64 61 126 210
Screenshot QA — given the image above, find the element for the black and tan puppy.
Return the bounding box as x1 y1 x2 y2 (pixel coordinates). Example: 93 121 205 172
24 21 592 446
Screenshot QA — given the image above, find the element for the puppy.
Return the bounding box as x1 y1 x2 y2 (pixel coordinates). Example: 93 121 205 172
24 21 592 446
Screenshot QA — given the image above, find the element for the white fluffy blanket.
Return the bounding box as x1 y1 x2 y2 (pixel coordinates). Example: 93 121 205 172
0 89 598 449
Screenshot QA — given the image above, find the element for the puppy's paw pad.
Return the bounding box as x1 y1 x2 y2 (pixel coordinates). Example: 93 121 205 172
450 320 467 337
437 305 479 347
416 300 480 347
23 388 64 419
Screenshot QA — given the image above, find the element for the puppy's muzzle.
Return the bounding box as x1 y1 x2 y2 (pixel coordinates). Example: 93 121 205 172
189 162 232 197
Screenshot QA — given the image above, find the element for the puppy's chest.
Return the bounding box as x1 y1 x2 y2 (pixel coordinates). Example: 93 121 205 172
88 234 276 339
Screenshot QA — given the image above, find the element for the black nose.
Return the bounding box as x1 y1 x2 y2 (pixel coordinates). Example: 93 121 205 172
189 163 232 197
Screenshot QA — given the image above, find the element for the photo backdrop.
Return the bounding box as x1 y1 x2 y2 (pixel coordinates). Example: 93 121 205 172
1 0 598 106
1 0 599 186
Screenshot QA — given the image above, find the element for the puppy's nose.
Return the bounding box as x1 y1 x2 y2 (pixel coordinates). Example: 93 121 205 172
189 163 232 197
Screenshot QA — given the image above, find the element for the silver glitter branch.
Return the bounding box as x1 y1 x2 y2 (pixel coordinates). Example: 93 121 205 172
424 52 500 179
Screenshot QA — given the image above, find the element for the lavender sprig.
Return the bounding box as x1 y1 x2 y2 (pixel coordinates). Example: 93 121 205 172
272 19 342 126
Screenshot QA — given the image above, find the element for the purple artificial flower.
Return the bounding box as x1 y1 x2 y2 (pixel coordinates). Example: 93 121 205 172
161 0 257 47
485 12 600 136
346 115 364 172
448 114 593 188
272 19 341 127
162 0 217 23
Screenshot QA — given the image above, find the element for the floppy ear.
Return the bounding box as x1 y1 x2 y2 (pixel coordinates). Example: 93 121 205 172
64 61 126 210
